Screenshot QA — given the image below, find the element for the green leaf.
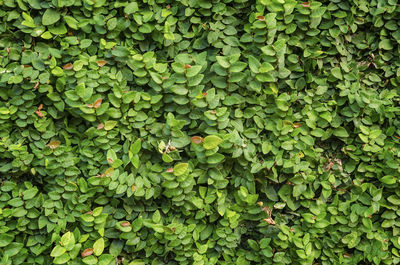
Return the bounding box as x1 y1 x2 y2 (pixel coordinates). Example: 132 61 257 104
230 62 247 72
173 163 188 176
93 238 104 256
130 154 140 169
42 9 61 26
53 253 71 264
61 231 73 247
192 198 204 209
216 56 230 68
333 127 349 138
0 234 14 247
203 135 223 150
82 255 98 265
152 210 161 223
50 245 66 257
369 129 382 139
104 120 117 130
125 2 139 14
248 55 261 73
186 65 202 77
331 67 342 80
207 153 225 164
130 139 142 155
379 39 393 50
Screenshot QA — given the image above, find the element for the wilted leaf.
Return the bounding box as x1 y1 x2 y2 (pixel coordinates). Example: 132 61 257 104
81 248 94 257
63 63 73 70
47 140 60 149
97 60 107 67
93 99 102 109
190 136 203 144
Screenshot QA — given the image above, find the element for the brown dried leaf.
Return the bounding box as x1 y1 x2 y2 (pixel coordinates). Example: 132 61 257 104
81 248 94 257
301 2 310 7
97 123 104 129
35 110 44 118
47 140 60 149
190 136 204 144
293 123 301 128
166 168 174 173
257 16 265 21
94 98 102 109
97 60 107 67
63 63 73 70
121 221 131 227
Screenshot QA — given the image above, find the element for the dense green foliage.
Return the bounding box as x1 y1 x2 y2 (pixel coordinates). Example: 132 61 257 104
1 0 400 264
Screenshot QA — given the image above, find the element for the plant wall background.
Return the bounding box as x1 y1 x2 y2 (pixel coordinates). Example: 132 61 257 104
1 0 400 264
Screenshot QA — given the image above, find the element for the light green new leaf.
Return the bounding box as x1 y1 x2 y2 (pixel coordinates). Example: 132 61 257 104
93 238 104 256
173 163 188 176
50 245 66 257
203 135 223 149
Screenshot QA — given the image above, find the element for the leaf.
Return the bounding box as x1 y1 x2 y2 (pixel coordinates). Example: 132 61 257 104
207 153 225 164
93 99 102 109
81 248 94 257
125 2 139 14
130 154 140 169
203 135 223 150
186 65 202 77
104 120 117 130
369 129 382 139
0 234 14 247
192 198 204 209
162 153 173 163
333 127 349 138
42 9 61 26
379 39 393 50
53 253 71 264
230 62 247 72
331 67 342 80
173 163 188 176
60 232 73 246
130 139 142 155
152 210 161 223
51 245 66 257
216 56 230 68
63 63 73 70
97 60 107 67
47 140 60 149
93 238 104 256
190 136 203 144
257 15 265 21
248 55 261 73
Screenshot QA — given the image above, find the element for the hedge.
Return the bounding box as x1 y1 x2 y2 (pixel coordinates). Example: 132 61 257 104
1 0 400 264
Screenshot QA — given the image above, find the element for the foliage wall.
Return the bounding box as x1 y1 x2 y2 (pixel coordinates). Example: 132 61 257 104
1 0 400 264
